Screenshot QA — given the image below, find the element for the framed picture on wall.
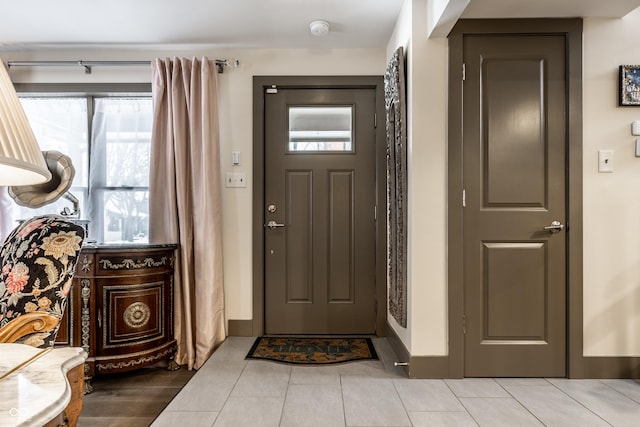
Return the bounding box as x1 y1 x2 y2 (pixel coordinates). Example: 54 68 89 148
620 65 640 106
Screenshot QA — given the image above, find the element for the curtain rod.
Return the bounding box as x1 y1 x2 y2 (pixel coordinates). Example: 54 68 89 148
6 59 240 74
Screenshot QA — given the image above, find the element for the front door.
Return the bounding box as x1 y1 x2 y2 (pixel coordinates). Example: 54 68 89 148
462 34 568 376
263 86 378 335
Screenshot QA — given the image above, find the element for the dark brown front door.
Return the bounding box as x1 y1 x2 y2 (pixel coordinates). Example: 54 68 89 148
462 34 568 376
263 87 377 335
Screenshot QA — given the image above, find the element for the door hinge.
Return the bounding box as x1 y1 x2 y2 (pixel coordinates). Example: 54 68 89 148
462 63 466 81
462 189 466 208
266 85 278 94
462 314 467 335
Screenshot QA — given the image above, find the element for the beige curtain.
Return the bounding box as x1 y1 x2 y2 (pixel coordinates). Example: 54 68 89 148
149 57 225 370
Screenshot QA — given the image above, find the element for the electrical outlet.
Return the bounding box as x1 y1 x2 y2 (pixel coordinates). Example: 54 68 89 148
225 172 247 187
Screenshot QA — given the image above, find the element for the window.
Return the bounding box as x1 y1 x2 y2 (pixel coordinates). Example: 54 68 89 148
288 106 354 152
14 90 152 244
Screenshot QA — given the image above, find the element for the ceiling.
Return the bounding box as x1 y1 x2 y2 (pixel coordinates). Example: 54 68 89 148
461 0 640 19
0 0 639 51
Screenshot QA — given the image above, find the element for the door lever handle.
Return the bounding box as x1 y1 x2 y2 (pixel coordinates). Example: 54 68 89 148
543 220 565 233
265 220 285 230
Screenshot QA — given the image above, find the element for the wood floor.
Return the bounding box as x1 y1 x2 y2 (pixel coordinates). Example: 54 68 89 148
78 366 196 427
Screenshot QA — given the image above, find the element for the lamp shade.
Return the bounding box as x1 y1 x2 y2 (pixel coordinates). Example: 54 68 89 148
0 60 50 185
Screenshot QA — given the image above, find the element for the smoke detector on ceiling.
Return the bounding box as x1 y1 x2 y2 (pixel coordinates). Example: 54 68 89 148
309 20 330 37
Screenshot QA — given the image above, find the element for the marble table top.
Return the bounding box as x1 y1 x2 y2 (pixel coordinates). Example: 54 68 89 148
0 344 86 427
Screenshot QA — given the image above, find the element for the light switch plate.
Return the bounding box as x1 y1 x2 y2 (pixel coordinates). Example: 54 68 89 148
598 149 614 172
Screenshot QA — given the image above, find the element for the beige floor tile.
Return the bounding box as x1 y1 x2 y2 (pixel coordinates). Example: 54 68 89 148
505 384 610 427
459 397 543 426
445 378 510 398
547 379 640 427
601 379 640 404
289 364 342 385
230 360 291 397
212 396 284 427
409 411 478 427
342 375 411 426
280 384 345 427
394 379 465 411
152 411 218 427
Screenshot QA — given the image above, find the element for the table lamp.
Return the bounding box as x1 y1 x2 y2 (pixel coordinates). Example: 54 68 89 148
0 60 50 185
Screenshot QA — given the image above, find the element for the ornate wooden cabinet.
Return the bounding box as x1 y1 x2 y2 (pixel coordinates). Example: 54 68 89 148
56 244 178 392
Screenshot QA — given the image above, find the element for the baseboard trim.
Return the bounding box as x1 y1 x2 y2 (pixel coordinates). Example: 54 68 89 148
227 319 253 337
385 321 451 378
385 322 410 376
385 321 639 378
581 356 640 379
409 356 451 379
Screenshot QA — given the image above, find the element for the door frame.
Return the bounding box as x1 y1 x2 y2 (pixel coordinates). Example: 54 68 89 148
447 19 584 378
252 75 387 336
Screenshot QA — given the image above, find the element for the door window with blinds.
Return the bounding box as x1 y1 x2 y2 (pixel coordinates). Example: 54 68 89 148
15 94 152 243
288 106 353 152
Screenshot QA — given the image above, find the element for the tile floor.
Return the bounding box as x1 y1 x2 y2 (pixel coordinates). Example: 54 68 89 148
152 337 640 427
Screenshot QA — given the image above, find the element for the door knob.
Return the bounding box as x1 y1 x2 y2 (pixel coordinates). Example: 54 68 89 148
265 220 285 230
543 220 565 233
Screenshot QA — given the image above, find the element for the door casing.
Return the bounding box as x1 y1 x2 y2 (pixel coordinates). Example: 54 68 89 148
448 19 584 378
252 75 387 336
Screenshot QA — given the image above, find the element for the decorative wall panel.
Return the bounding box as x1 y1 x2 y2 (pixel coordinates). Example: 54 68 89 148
384 47 408 327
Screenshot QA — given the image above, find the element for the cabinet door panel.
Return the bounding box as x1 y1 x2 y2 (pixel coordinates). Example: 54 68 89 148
96 273 169 356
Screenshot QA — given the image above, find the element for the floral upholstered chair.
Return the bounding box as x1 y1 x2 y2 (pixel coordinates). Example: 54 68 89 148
0 215 85 348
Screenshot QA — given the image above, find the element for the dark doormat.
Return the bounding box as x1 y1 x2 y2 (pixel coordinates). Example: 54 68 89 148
246 336 379 364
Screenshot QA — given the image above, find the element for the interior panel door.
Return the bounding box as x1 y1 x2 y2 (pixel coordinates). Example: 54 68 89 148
463 34 568 376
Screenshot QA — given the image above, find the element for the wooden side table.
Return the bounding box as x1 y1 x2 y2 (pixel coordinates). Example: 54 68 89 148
55 243 179 392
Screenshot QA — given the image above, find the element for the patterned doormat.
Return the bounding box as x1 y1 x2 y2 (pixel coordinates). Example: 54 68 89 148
246 336 378 364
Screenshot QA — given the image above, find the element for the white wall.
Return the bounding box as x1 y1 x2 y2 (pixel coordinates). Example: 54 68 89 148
408 0 449 357
2 47 387 329
7 2 640 360
386 0 413 353
388 0 640 359
583 9 640 356
387 0 449 356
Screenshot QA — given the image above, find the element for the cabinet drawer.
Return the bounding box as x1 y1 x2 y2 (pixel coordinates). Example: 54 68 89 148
96 251 173 275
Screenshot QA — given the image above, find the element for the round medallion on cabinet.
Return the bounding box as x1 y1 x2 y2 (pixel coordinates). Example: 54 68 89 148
123 302 151 328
